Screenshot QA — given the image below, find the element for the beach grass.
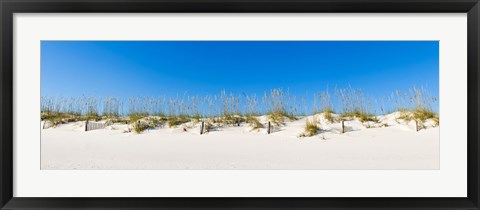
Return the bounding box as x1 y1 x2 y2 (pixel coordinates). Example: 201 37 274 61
299 117 320 137
246 115 263 129
41 86 438 130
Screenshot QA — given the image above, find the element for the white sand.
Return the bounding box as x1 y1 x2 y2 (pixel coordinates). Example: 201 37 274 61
41 112 439 170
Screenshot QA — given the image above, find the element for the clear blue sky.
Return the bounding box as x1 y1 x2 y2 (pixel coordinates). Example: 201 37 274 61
41 41 439 113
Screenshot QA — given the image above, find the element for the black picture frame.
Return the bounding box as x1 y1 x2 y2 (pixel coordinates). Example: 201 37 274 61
1 0 479 209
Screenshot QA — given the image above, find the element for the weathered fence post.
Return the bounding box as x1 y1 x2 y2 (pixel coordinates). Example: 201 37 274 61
200 121 204 135
267 121 271 134
341 120 345 134
85 120 89 132
415 120 419 132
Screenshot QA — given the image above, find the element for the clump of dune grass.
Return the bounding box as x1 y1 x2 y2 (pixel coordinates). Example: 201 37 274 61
359 114 379 123
246 115 262 130
413 108 437 122
132 120 152 133
267 110 289 126
335 87 366 115
340 111 378 123
397 108 439 129
397 109 412 121
128 113 148 124
103 97 122 118
147 116 167 128
167 115 190 128
395 87 439 127
245 94 260 116
305 119 319 136
220 114 244 126
322 108 335 123
263 88 296 125
83 96 101 121
312 88 335 123
85 112 101 121
313 87 332 112
299 117 320 138
129 114 166 133
335 87 378 123
42 112 64 127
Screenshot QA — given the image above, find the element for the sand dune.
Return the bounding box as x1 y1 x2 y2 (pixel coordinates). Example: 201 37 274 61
41 112 439 170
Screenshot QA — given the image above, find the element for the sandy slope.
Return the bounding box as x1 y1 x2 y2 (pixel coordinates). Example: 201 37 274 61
41 113 439 170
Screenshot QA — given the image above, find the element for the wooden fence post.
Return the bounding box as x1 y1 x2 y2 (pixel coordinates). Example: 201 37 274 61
267 121 271 134
415 120 418 132
341 120 345 134
200 121 204 135
85 120 89 132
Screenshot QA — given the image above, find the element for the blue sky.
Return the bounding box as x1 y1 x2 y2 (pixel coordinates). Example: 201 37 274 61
41 41 439 114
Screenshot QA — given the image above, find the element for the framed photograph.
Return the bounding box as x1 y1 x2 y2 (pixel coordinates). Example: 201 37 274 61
1 0 479 209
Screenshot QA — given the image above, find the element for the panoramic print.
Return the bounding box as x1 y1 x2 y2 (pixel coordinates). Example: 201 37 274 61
40 41 439 169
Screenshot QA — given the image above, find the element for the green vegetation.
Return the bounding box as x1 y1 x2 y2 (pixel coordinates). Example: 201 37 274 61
133 120 151 133
246 115 262 129
341 111 378 123
334 87 379 123
267 110 286 126
220 114 244 126
396 87 439 127
299 117 320 138
413 108 438 122
167 116 190 128
322 108 335 123
42 112 65 127
128 113 148 124
41 86 439 132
